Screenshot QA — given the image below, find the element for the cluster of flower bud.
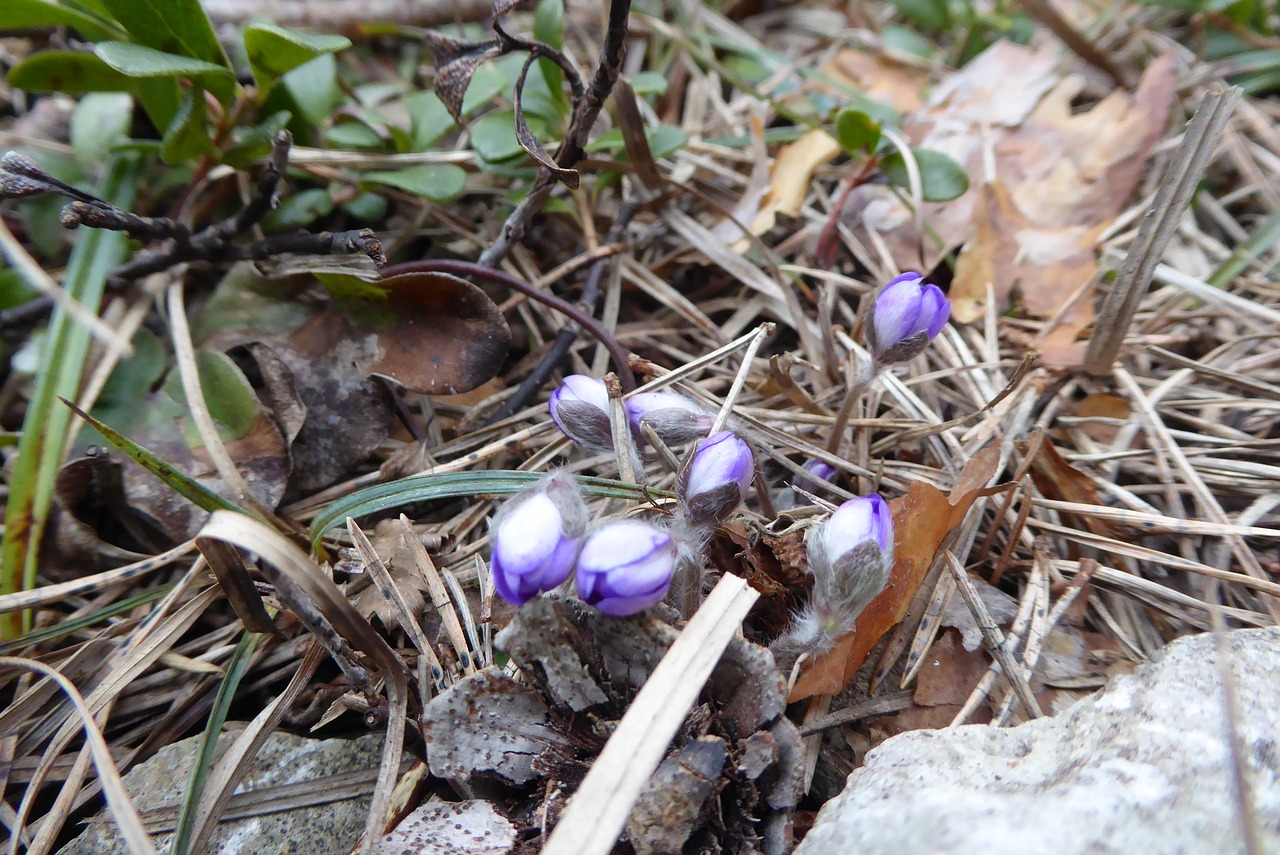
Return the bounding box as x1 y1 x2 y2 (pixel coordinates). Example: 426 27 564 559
548 375 714 453
488 473 678 617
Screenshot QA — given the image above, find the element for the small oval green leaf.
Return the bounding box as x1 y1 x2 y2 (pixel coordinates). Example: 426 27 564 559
881 147 970 202
361 164 467 202
835 108 881 156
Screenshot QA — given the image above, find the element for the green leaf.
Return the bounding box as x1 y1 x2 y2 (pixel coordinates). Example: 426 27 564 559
221 111 292 166
881 147 970 202
533 0 570 118
162 350 260 439
0 269 41 312
323 121 385 150
242 22 351 96
95 41 234 81
260 187 334 230
890 0 952 31
403 91 457 151
630 71 669 96
834 108 881 156
310 471 671 546
97 0 228 69
70 92 134 169
361 164 467 201
160 89 216 165
459 62 507 117
470 109 543 162
7 0 124 40
98 327 166 409
7 51 133 94
282 54 341 128
587 124 688 159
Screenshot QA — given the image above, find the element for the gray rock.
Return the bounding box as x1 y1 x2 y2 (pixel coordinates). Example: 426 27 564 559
798 628 1280 855
61 727 382 855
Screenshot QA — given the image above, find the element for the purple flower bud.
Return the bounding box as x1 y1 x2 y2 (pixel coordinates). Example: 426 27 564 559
799 459 837 491
677 430 753 526
549 375 613 451
809 493 894 621
490 473 588 606
866 273 950 364
576 520 678 616
625 391 713 446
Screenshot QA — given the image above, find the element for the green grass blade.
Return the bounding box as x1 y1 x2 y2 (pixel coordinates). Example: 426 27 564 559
170 629 264 855
64 400 252 517
309 471 669 546
0 153 140 639
0 586 169 655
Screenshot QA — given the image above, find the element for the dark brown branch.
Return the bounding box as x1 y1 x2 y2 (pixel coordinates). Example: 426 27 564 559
486 198 639 424
477 0 632 268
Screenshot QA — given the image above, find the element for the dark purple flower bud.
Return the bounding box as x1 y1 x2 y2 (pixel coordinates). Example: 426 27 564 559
490 473 588 606
625 390 713 446
576 520 677 616
866 273 950 364
809 493 894 621
549 375 613 451
799 459 837 491
677 430 753 526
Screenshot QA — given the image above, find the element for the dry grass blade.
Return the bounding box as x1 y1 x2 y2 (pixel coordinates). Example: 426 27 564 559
0 541 194 615
541 574 758 855
397 515 475 676
194 511 406 854
945 552 1042 720
0 658 156 855
1084 85 1243 376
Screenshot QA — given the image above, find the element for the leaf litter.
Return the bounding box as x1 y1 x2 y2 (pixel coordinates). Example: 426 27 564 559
2 1 1279 853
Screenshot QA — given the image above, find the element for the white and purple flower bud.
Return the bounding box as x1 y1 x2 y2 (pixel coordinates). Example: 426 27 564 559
490 473 588 606
866 272 950 364
809 493 894 622
549 375 613 451
676 430 754 526
771 493 895 669
625 390 714 446
576 520 678 616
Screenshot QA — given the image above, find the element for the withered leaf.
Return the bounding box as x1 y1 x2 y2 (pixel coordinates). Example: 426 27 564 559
512 53 579 188
424 33 500 124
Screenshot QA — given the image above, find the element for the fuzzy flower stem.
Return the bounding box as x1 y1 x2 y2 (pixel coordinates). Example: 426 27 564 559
825 357 880 456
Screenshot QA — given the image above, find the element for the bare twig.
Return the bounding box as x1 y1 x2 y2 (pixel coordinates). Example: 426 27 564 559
1084 86 1243 376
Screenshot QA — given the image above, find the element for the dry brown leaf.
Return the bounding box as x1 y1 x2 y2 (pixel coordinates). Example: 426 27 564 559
731 129 841 248
849 46 1174 362
821 50 928 114
1071 392 1132 443
1019 436 1121 541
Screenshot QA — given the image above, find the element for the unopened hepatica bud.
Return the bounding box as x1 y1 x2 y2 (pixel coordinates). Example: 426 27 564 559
549 375 613 451
576 520 678 616
866 273 950 365
625 390 713 446
771 493 894 670
490 473 588 606
677 430 754 526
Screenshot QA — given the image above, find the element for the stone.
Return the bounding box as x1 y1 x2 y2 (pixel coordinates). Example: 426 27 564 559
61 727 382 855
798 628 1280 855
